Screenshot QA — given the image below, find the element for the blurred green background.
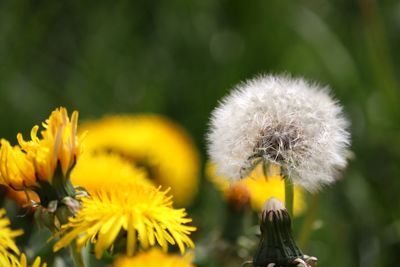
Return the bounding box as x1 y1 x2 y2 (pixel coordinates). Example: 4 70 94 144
1 0 400 266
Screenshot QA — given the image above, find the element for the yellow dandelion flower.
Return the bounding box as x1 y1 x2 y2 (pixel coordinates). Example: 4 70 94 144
54 184 196 259
70 153 152 194
0 139 36 190
80 114 199 205
0 209 24 266
207 163 305 216
17 107 84 183
112 248 195 267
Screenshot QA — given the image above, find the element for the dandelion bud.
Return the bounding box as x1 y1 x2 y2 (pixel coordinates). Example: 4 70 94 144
253 198 317 267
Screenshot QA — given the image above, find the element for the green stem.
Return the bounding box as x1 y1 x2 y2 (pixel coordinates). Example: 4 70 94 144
284 177 294 218
298 193 320 249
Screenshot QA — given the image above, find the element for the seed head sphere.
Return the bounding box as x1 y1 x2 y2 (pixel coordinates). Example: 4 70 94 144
207 74 350 191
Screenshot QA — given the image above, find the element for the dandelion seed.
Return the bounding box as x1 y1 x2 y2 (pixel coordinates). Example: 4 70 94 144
207 74 350 191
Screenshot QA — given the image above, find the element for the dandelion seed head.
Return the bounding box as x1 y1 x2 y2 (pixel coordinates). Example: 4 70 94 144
207 74 350 191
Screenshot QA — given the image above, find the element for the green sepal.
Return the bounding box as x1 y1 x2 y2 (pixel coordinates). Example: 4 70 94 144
253 208 303 266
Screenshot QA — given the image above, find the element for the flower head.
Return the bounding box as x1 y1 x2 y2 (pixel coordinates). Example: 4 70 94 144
207 163 305 215
17 107 84 183
0 209 23 266
207 74 350 191
79 114 199 205
71 153 152 194
112 248 195 267
54 183 196 259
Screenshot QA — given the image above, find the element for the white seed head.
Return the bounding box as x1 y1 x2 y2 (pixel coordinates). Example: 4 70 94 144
207 74 350 191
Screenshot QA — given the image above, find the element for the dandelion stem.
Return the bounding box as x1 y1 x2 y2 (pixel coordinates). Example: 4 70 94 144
284 177 294 218
298 193 320 249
